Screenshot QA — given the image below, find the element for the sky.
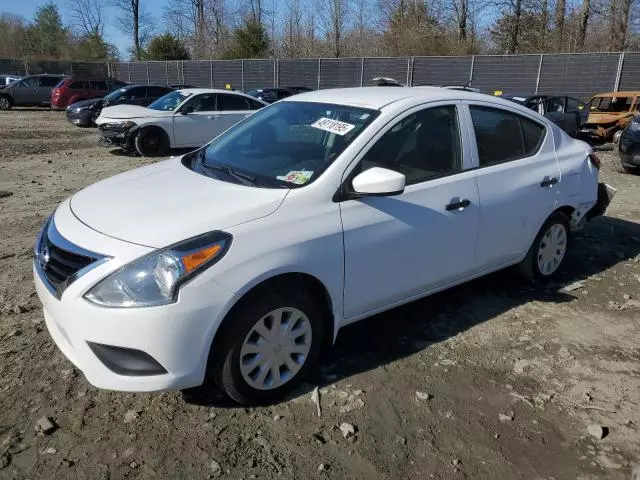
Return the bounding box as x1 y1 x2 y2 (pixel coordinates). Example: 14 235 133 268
0 0 168 56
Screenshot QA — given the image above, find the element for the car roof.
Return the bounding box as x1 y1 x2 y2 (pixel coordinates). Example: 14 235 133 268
283 86 503 110
178 88 250 95
592 91 640 97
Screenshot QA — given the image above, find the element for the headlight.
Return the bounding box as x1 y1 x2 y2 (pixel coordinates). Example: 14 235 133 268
84 231 232 308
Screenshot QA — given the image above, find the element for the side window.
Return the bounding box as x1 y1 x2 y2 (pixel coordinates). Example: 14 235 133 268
249 99 265 110
470 106 545 166
148 86 170 98
359 105 462 185
127 86 146 99
90 80 108 90
39 76 62 87
69 81 88 90
218 93 250 111
183 93 216 112
20 77 39 88
566 97 580 112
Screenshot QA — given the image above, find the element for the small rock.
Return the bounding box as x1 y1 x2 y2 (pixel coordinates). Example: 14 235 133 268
129 461 138 469
273 415 282 421
622 299 640 309
35 416 56 435
513 359 531 374
499 413 514 422
395 435 407 445
559 281 585 293
0 453 10 469
494 433 500 439
210 459 222 475
558 345 572 359
311 386 322 417
623 294 632 300
451 459 461 466
587 424 608 440
0 191 12 199
317 463 329 471
443 410 455 419
124 410 139 424
208 411 217 419
416 391 433 401
44 447 57 455
339 422 356 439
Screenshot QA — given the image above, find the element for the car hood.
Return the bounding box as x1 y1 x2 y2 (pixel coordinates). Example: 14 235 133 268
68 98 103 110
586 112 633 124
69 157 289 248
96 104 173 122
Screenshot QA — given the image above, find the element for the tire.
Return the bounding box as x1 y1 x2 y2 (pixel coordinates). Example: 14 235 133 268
519 211 570 282
0 95 12 111
134 127 168 157
209 287 324 405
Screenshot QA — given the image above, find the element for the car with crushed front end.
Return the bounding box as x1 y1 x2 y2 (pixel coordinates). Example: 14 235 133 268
34 87 613 405
66 84 174 128
580 91 640 143
95 88 267 156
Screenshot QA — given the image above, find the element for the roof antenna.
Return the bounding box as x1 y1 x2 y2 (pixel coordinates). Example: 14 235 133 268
465 77 473 90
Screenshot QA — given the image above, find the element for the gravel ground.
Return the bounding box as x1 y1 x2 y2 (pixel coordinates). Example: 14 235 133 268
0 109 639 480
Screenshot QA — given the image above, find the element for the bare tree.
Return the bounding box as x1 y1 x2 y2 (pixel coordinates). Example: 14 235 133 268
577 0 591 51
110 0 154 59
616 0 633 50
352 0 372 56
554 0 566 49
451 0 469 41
322 0 349 57
67 0 104 36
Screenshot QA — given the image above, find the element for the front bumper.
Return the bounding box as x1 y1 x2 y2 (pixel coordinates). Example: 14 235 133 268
66 109 93 127
98 124 136 150
33 210 238 392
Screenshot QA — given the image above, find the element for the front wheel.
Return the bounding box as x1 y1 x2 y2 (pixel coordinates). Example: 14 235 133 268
519 211 570 282
210 288 324 405
0 95 12 110
134 128 168 157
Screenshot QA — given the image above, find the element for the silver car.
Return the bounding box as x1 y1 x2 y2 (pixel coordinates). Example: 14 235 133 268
0 74 67 110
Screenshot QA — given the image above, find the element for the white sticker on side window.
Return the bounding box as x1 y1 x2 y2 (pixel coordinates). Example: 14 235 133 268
311 117 356 136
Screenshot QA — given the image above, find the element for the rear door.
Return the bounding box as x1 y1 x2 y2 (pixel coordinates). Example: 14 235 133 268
543 96 573 134
214 93 254 131
565 97 587 136
468 103 561 270
38 76 63 103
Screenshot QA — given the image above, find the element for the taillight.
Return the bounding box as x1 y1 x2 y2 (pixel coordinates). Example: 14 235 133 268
588 152 601 169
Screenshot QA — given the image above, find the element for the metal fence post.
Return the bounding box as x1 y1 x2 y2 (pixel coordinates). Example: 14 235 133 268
408 57 415 86
535 54 543 94
360 58 365 87
317 58 321 90
210 61 214 88
241 59 245 92
146 66 150 85
107 61 111 78
469 55 475 83
165 62 169 86
614 52 625 92
274 59 278 87
406 57 411 86
127 62 131 83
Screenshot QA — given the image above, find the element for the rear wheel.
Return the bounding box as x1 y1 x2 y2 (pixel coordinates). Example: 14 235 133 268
209 287 324 405
519 211 570 282
134 127 168 156
0 95 12 110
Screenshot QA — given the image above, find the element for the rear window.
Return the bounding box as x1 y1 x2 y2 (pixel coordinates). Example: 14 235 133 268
39 76 62 87
90 80 108 90
590 96 632 113
218 93 250 111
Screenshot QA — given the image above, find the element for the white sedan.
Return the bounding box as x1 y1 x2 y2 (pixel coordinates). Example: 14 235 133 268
95 88 267 156
34 87 613 405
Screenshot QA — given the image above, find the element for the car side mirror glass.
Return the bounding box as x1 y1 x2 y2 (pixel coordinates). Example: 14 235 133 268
180 105 194 115
352 167 405 197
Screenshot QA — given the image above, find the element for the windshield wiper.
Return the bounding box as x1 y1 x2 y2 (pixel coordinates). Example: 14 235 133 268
201 162 258 186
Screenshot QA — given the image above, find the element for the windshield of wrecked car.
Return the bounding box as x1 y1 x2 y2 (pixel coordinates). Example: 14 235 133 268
148 91 191 111
191 101 379 188
590 96 633 113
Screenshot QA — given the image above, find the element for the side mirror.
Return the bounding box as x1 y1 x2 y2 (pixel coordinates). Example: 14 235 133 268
180 105 194 115
352 167 405 197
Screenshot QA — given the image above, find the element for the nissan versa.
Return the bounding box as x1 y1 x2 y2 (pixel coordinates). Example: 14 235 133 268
34 87 613 405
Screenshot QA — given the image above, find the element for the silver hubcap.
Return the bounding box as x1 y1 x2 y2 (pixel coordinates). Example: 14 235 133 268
239 307 312 391
537 223 567 276
0 98 8 109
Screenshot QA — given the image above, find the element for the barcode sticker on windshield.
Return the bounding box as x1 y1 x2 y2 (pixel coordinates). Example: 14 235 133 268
311 117 356 136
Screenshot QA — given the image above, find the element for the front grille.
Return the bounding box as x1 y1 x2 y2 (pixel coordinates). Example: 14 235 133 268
36 219 106 298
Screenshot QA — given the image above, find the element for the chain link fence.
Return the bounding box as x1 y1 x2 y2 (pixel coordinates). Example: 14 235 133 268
3 53 640 100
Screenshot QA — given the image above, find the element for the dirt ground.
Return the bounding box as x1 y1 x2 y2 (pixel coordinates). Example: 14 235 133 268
0 109 639 480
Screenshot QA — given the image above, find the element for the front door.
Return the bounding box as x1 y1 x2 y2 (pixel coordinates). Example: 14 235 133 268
468 103 562 270
214 93 253 132
172 92 220 147
11 77 38 105
341 104 479 319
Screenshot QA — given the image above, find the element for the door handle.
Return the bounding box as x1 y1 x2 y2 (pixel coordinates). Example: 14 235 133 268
540 176 558 187
446 198 471 211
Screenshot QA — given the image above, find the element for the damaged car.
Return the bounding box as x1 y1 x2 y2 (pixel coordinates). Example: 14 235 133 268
96 88 267 156
617 115 640 173
579 91 640 143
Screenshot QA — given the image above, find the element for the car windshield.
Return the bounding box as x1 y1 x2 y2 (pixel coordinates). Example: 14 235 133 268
189 101 379 188
247 89 262 97
590 96 633 113
104 87 128 101
148 91 191 111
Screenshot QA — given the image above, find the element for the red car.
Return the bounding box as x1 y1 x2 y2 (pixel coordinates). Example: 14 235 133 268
51 77 128 110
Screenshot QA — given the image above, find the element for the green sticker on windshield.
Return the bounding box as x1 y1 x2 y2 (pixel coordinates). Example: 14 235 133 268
277 170 314 185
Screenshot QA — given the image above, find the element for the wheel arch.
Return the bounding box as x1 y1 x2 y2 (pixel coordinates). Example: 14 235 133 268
210 272 336 362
